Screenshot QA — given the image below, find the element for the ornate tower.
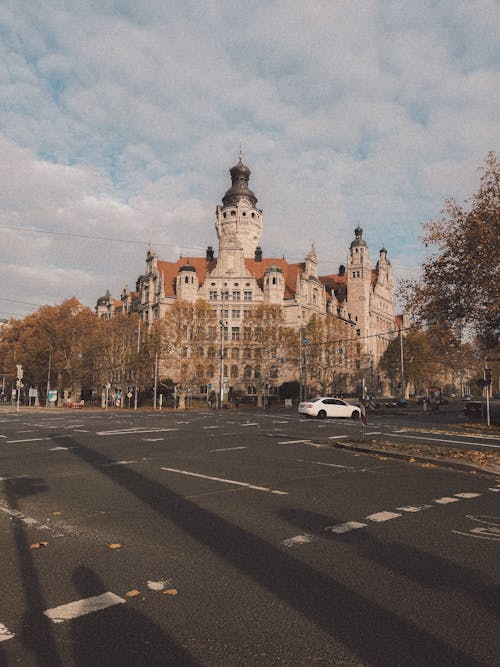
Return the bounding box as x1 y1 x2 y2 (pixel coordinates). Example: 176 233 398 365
215 152 263 258
346 225 372 351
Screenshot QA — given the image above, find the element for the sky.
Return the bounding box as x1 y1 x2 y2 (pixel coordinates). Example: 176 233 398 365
1 0 499 319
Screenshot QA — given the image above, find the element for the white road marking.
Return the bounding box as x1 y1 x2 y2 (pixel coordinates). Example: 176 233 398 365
0 622 14 642
396 504 432 512
327 435 348 440
283 534 312 547
310 461 356 469
326 521 367 534
366 511 402 522
160 467 288 495
72 429 89 433
142 437 165 442
97 428 178 436
44 592 126 623
385 433 500 450
434 497 460 504
278 439 312 444
0 505 42 527
203 425 223 429
50 446 73 451
393 429 407 433
454 492 482 499
241 422 258 427
489 488 500 492
0 435 6 438
103 460 138 466
210 446 247 452
7 437 49 443
365 432 382 435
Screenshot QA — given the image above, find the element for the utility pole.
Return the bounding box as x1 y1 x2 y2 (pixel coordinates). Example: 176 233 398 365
134 317 140 410
219 319 226 407
153 351 158 410
303 337 308 401
46 346 52 407
16 364 23 414
399 327 405 399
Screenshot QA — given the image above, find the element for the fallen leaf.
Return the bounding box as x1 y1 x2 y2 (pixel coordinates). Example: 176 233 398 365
52 511 61 516
421 463 435 468
408 457 416 463
126 589 141 597
107 543 122 550
163 589 178 596
30 541 48 550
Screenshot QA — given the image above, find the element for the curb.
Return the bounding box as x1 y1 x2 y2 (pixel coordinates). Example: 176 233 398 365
327 439 500 479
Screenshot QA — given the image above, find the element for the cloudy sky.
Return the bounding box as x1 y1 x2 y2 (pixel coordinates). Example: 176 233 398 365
1 0 499 318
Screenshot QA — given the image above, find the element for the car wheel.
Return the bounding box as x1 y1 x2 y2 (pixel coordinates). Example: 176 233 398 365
351 410 360 420
317 410 327 419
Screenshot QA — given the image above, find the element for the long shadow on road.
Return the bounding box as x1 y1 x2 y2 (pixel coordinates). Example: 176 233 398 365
59 435 482 667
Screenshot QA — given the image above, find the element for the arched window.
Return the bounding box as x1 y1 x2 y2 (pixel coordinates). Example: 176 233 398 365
230 365 238 379
254 365 261 379
231 348 239 360
244 365 252 379
207 365 215 378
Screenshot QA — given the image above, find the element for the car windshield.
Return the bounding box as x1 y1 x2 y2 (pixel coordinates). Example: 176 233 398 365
309 398 321 403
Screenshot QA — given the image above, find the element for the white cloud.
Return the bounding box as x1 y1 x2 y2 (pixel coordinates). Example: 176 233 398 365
0 0 498 317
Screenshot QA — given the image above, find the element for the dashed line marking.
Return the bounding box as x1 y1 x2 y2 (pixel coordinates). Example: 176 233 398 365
309 461 356 470
44 592 126 623
327 435 348 440
454 492 482 499
160 467 288 495
283 534 312 547
203 426 223 429
278 439 312 445
396 504 432 512
7 437 48 443
326 521 367 534
97 428 179 436
434 497 460 504
385 433 500 450
366 511 402 522
210 446 247 452
240 422 259 427
142 438 164 442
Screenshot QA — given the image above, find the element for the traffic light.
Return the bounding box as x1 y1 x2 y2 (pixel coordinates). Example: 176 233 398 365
16 364 23 380
484 368 492 386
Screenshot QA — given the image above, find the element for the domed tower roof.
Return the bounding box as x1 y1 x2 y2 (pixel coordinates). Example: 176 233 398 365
222 150 258 207
178 263 196 272
350 225 367 249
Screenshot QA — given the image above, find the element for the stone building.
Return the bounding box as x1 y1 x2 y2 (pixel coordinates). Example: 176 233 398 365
96 154 398 395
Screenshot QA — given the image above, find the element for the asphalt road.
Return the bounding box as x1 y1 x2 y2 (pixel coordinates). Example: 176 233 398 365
0 407 499 666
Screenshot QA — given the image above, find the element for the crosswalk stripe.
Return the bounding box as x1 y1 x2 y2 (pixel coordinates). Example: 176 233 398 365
44 592 126 623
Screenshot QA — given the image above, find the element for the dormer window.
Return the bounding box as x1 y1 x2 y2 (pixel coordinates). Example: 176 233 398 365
231 210 236 216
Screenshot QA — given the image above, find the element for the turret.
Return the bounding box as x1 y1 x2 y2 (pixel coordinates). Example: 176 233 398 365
176 263 199 302
263 265 284 305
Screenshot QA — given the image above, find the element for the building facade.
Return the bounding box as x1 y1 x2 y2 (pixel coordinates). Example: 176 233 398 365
96 155 398 396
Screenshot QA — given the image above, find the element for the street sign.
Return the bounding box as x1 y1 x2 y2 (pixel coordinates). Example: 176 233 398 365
126 392 133 398
16 364 23 380
207 383 212 389
303 337 308 344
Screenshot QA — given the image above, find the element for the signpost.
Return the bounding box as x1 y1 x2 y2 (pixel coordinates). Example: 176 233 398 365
15 365 23 414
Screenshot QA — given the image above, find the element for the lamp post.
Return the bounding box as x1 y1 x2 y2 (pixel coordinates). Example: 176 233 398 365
46 345 52 407
303 337 308 401
399 327 405 400
219 319 226 407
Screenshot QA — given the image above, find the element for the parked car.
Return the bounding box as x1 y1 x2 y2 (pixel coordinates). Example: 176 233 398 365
298 397 360 419
385 399 408 408
462 394 473 401
464 401 484 417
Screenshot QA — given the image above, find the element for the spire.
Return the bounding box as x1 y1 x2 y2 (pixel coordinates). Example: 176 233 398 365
222 152 257 207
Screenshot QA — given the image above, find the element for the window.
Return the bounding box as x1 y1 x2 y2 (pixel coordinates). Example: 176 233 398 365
231 327 240 341
207 365 215 378
244 291 252 301
221 309 228 320
231 348 239 360
272 276 277 285
207 347 216 358
223 326 228 341
231 210 236 216
230 365 238 379
221 290 229 300
243 309 251 319
244 348 251 359
232 290 240 301
232 309 240 319
208 326 216 340
255 348 262 359
243 327 251 341
244 366 252 378
209 290 217 301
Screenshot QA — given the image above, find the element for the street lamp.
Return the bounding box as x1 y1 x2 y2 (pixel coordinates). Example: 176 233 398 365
219 319 227 407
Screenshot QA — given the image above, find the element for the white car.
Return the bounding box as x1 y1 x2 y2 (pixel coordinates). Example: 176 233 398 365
298 397 360 419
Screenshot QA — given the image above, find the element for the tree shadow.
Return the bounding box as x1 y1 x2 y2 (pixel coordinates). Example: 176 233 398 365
69 566 197 666
58 436 482 667
1 476 62 667
281 507 500 621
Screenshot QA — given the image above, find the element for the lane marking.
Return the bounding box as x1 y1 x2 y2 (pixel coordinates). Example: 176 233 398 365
454 492 482 499
103 460 138 466
142 437 164 442
241 422 259 427
365 432 382 435
50 446 73 451
327 435 348 440
326 521 367 534
393 429 407 433
44 592 126 623
396 504 432 512
310 461 356 469
366 511 402 522
7 437 49 443
283 534 312 547
97 428 179 436
210 446 247 452
384 433 500 450
278 439 312 444
434 497 460 504
0 622 14 642
489 488 500 492
160 467 288 495
203 426 223 429
72 429 89 433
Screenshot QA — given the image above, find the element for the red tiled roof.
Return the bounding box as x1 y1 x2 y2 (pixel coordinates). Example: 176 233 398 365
158 257 217 297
